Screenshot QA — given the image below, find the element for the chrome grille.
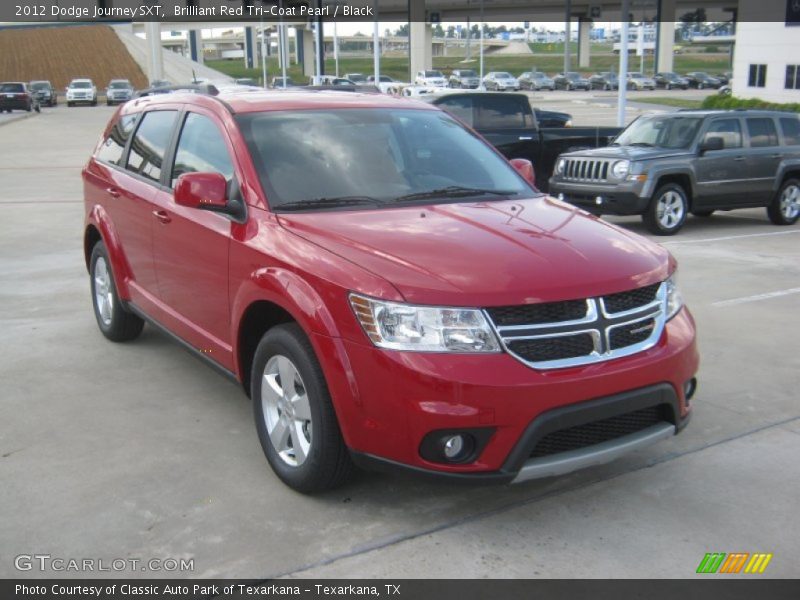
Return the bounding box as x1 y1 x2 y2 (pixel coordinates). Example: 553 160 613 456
485 282 667 370
562 158 610 183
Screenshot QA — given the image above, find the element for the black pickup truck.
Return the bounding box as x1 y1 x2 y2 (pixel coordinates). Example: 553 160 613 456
425 92 622 192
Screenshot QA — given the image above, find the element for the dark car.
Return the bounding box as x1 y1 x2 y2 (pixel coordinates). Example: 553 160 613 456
271 76 296 88
534 108 572 128
716 72 732 86
518 71 555 91
588 72 620 90
29 80 57 107
448 69 481 89
0 82 40 113
685 72 722 89
106 79 134 106
549 110 800 235
554 72 590 91
654 72 689 90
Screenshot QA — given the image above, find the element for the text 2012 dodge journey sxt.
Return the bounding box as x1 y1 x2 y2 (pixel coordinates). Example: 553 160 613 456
83 89 699 493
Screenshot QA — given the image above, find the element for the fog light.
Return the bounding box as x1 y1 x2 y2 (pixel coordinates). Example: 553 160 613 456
443 435 464 459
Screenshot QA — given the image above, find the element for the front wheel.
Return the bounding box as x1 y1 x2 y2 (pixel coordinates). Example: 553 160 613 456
252 323 355 493
768 178 800 225
90 242 144 341
644 184 688 235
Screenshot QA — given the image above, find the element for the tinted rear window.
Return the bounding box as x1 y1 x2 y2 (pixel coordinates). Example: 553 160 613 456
746 118 779 147
126 110 178 183
1 83 24 93
780 117 800 145
96 114 138 166
435 96 474 127
476 95 529 129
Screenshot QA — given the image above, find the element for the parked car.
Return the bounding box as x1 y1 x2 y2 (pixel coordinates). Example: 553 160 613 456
654 72 689 90
716 72 732 86
83 89 697 492
588 72 620 90
549 110 800 235
317 76 356 87
149 79 172 89
29 80 57 106
518 71 555 91
626 72 656 90
426 92 621 192
271 76 296 88
106 79 134 105
234 78 259 87
343 73 368 85
685 72 722 89
483 72 521 91
553 72 590 91
414 70 447 87
66 79 97 106
448 69 481 89
534 108 572 128
0 82 40 113
366 75 398 93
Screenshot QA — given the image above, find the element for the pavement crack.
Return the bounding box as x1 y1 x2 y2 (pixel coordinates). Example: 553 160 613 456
271 414 800 579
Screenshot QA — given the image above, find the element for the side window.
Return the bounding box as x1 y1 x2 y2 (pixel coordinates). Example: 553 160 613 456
171 113 235 188
704 118 742 149
475 95 529 129
746 118 779 148
436 96 474 127
779 117 800 145
126 110 178 183
96 114 137 166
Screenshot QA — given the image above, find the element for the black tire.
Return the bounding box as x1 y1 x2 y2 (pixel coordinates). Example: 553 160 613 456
89 242 144 342
26 103 32 112
252 323 355 493
643 183 689 235
67 102 74 107
767 178 800 225
692 210 714 217
34 104 40 113
666 83 672 90
91 99 97 106
698 83 705 90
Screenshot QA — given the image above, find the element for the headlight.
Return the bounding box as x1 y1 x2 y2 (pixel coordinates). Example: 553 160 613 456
611 160 630 179
664 274 683 320
350 294 500 353
555 158 566 175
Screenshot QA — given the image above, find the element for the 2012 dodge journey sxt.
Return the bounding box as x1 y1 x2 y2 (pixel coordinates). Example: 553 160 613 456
83 88 699 493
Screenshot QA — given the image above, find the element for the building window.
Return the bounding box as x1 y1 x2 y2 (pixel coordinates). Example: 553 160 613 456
786 65 800 90
748 64 767 88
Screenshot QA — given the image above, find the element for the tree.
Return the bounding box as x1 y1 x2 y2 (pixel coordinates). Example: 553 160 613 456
394 24 409 37
433 24 445 38
446 25 456 38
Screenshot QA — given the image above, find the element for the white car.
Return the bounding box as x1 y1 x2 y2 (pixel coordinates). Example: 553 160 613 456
626 72 656 90
66 79 97 106
483 72 520 91
414 70 447 87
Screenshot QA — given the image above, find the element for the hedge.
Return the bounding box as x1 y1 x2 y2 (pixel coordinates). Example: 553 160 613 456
701 94 800 113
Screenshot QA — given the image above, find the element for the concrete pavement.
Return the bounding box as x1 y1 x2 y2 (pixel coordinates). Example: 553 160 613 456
0 101 798 580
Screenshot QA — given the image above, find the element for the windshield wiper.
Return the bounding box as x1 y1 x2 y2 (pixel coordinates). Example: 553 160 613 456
275 196 386 212
392 186 518 203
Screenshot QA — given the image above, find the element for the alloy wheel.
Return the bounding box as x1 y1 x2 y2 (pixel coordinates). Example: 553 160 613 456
657 191 686 229
261 355 313 467
780 184 800 220
93 256 113 326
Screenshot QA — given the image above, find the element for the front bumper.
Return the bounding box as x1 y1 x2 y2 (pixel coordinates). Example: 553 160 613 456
328 308 698 483
548 179 649 215
67 95 95 103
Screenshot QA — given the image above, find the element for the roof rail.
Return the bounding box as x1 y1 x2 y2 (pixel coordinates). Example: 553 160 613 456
303 85 382 93
136 83 220 98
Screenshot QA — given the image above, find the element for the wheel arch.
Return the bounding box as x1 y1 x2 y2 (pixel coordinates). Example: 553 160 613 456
650 172 695 208
775 162 800 191
84 206 133 298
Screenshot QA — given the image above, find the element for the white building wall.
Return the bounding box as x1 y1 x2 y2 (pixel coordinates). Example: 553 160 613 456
733 16 800 104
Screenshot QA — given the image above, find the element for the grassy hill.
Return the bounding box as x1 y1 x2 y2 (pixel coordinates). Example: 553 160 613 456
0 25 147 90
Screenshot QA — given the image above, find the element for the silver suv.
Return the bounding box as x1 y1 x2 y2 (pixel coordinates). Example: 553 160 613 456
549 110 800 234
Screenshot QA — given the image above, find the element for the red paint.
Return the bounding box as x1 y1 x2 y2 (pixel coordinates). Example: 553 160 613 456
83 90 698 476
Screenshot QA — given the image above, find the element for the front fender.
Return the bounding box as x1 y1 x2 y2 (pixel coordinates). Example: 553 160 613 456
775 160 800 191
85 204 134 300
641 167 697 199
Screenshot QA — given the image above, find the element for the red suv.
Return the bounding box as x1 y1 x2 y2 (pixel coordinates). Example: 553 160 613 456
83 90 699 493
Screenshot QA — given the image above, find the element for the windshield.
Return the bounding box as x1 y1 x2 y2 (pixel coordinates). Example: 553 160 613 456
460 70 477 77
602 73 618 80
237 108 530 211
70 81 92 89
694 72 709 78
531 73 546 79
629 73 644 78
566 73 581 80
614 116 703 149
109 81 130 89
30 82 49 90
424 71 443 78
1 83 24 93
496 72 513 79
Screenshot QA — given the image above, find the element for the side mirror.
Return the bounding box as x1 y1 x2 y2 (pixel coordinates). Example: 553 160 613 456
510 158 536 187
699 136 724 154
174 172 228 211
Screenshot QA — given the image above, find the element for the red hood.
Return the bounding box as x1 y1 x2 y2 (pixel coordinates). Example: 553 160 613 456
278 197 672 306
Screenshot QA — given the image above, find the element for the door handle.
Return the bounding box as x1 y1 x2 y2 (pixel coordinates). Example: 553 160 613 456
152 210 171 224
733 156 745 162
518 136 533 140
106 187 121 198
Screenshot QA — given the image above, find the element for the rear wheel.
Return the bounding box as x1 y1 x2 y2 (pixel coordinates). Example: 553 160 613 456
666 83 672 90
768 178 800 225
644 183 688 235
252 323 355 493
90 242 144 342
